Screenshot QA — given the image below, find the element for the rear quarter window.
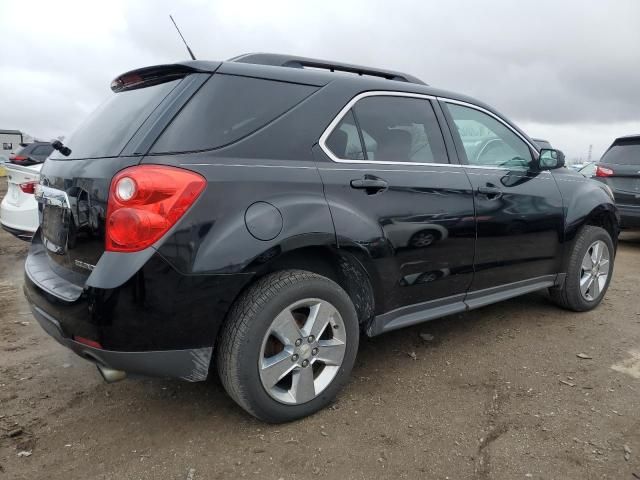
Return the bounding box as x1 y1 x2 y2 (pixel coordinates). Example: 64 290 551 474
150 74 317 153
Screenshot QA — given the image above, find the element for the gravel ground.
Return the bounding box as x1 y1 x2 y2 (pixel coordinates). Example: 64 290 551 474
1 177 639 480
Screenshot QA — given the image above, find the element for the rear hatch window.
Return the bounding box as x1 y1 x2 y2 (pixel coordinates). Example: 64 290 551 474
49 79 181 160
150 74 317 153
601 140 640 165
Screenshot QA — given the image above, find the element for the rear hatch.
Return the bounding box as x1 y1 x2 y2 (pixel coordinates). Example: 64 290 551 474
33 64 215 290
596 137 640 206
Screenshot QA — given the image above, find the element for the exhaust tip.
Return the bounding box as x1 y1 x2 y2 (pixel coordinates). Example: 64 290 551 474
97 364 127 383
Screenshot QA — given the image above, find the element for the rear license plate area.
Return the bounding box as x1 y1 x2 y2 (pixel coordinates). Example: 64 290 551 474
42 205 69 254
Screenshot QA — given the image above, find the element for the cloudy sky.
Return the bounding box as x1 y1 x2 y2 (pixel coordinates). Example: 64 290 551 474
1 0 639 163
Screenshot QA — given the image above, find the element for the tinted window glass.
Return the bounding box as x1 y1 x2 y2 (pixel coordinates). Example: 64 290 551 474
601 142 640 165
50 79 180 160
325 110 364 160
352 96 447 163
152 75 317 153
30 145 54 156
447 104 532 169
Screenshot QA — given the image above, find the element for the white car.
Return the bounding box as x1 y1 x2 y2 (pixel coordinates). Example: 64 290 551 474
1 162 42 239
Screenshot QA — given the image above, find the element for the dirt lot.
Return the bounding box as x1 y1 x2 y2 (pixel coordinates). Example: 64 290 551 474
1 178 639 480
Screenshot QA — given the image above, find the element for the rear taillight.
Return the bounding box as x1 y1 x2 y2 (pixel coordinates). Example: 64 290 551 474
106 165 206 252
19 181 37 194
596 165 614 177
10 155 28 164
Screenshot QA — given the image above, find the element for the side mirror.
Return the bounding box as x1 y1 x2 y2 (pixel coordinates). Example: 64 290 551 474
538 148 565 170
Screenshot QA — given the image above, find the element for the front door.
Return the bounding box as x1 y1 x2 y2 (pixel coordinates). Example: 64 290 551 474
442 100 564 292
316 93 476 315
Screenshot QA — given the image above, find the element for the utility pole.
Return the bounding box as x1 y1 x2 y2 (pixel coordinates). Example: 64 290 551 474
587 144 593 163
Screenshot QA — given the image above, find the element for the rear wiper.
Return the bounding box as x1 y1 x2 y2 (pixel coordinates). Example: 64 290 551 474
51 140 71 157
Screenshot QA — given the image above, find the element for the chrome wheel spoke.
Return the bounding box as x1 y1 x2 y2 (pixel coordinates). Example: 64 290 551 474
304 301 335 339
590 242 600 265
316 339 346 366
581 253 593 271
580 273 594 296
590 274 601 298
271 310 302 346
261 350 296 388
291 366 316 404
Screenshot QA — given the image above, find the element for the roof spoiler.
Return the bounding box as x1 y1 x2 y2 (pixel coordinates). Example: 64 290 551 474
110 62 213 92
228 53 427 85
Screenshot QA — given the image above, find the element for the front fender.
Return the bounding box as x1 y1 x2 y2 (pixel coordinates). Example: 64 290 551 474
553 170 619 265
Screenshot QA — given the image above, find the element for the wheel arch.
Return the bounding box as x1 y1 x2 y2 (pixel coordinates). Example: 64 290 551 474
248 245 377 327
561 202 619 272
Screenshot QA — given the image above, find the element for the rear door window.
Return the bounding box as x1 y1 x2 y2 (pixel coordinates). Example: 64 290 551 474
325 110 365 160
326 95 448 164
151 74 317 153
50 79 181 160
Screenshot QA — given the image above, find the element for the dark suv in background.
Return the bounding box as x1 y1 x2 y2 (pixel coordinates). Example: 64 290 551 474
594 134 640 229
9 141 54 166
24 54 618 422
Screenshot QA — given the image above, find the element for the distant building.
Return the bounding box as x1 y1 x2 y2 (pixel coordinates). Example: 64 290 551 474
0 129 24 154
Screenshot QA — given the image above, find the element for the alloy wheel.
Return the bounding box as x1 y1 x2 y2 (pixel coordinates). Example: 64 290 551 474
258 298 347 405
579 240 610 301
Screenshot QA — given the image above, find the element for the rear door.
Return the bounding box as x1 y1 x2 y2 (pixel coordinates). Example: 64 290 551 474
597 137 640 222
441 100 564 293
317 92 476 315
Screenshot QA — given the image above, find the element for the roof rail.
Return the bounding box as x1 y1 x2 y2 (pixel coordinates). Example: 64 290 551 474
228 53 426 85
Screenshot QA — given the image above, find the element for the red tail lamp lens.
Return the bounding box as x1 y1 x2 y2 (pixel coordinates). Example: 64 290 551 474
106 165 206 252
596 165 614 177
19 181 37 194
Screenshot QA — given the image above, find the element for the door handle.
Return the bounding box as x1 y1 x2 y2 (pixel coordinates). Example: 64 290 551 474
477 185 502 198
350 177 388 194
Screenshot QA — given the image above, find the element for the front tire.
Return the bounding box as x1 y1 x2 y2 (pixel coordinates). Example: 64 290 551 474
216 270 359 423
550 225 614 311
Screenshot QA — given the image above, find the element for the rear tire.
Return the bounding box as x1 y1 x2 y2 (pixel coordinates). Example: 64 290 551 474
549 226 614 311
216 270 359 423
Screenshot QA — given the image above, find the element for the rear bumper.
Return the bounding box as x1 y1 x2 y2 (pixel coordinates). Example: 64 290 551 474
0 195 39 234
1 222 34 240
29 297 213 381
617 204 640 229
23 233 252 381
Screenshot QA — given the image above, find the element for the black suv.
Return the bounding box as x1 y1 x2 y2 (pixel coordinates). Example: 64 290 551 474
594 135 640 229
24 54 619 422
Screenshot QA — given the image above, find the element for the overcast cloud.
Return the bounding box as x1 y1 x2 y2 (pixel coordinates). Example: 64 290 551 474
1 0 639 162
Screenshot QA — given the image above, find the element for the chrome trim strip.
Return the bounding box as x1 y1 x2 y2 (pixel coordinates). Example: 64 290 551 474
179 163 316 169
318 90 539 167
34 184 71 209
